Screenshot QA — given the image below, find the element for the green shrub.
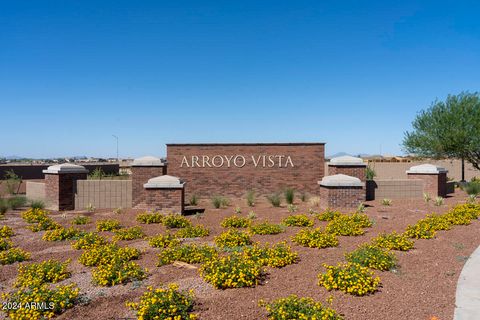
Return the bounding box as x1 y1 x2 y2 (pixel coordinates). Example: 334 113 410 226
29 200 45 209
189 194 199 206
300 193 308 202
72 215 90 225
366 166 376 180
246 190 256 207
162 214 192 228
284 188 295 205
4 170 21 195
0 198 8 214
267 193 281 207
7 196 27 210
211 195 229 208
345 244 396 271
221 215 251 228
157 244 218 266
249 221 284 235
464 181 480 196
434 196 444 206
282 214 314 227
260 295 344 320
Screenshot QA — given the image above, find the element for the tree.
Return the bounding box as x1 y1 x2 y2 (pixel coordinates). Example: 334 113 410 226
402 92 480 181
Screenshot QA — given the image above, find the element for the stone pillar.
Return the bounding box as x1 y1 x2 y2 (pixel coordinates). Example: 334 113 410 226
43 164 88 211
137 175 185 213
328 155 367 182
406 164 448 197
319 174 365 208
131 156 166 209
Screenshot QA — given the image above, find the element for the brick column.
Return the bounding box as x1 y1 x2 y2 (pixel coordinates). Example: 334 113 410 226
43 164 88 211
131 156 166 209
406 164 448 197
137 175 185 213
319 174 365 209
327 155 366 182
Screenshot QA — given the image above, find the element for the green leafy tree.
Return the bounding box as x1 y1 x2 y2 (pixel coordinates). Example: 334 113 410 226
403 92 480 181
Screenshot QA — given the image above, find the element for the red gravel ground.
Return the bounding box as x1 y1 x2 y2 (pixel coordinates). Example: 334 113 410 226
1 189 479 320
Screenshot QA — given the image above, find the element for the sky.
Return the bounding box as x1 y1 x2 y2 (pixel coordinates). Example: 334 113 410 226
1 0 479 158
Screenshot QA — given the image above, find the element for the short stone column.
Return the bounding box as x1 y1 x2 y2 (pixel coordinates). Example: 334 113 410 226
406 164 448 197
139 175 185 213
328 155 367 182
131 156 167 209
319 174 365 208
43 164 88 211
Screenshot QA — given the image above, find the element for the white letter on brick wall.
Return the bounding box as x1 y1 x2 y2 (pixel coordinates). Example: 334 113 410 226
234 155 246 167
285 156 294 167
180 156 189 168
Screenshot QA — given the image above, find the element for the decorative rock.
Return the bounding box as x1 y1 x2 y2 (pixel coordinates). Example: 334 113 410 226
42 163 88 174
132 156 164 167
319 174 365 187
406 164 447 174
328 155 366 166
144 175 184 189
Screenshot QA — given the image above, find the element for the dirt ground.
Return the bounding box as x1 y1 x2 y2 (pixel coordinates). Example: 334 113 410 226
1 190 479 320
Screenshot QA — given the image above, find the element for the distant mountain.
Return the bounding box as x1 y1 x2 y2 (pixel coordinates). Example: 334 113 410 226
2 155 24 160
327 152 351 158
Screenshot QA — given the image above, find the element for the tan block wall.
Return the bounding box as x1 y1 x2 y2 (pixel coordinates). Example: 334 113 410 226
135 188 184 213
75 180 132 210
371 179 424 199
26 181 46 201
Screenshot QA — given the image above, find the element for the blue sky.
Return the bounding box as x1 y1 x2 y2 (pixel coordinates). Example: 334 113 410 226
1 1 479 158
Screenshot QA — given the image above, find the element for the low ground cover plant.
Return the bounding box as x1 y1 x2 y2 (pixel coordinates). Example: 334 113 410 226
79 243 140 267
214 229 252 248
15 259 71 288
211 195 230 209
284 188 295 205
370 231 414 251
249 221 285 235
157 244 218 266
126 283 197 320
318 262 380 296
162 214 192 228
113 226 145 241
200 253 263 289
42 227 84 241
282 214 314 227
221 215 251 228
316 209 342 221
0 238 12 251
292 228 339 248
349 212 373 228
92 260 146 286
404 221 436 239
149 234 181 248
246 190 256 207
21 208 49 223
27 217 61 232
0 225 14 238
72 232 108 250
7 196 28 210
29 200 45 210
242 242 298 268
174 224 210 238
345 244 397 271
0 247 31 265
325 215 365 236
266 193 282 207
259 295 344 320
72 215 90 225
136 211 164 224
96 219 122 231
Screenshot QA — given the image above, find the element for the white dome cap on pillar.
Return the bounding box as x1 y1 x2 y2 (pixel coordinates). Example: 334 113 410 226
328 155 366 166
144 175 184 189
132 156 164 166
42 163 88 174
406 164 447 174
318 174 364 187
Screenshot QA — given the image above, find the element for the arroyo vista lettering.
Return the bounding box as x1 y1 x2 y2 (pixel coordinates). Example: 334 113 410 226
180 155 294 168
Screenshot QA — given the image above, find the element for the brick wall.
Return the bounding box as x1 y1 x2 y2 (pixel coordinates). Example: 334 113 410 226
135 188 184 213
166 143 325 198
320 186 365 208
45 172 87 210
131 166 166 208
328 165 366 182
407 173 447 197
75 180 132 210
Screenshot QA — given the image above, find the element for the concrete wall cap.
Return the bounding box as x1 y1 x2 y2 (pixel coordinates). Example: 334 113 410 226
406 163 448 174
144 175 184 189
42 163 88 174
318 174 365 187
132 156 164 167
328 155 366 166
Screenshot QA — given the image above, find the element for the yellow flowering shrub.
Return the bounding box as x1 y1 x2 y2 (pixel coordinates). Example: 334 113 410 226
221 215 251 228
92 260 146 286
27 217 62 232
242 242 298 268
157 244 218 266
349 212 373 228
282 214 314 227
174 225 210 238
214 229 252 248
0 225 14 238
96 219 122 231
72 215 90 225
1 283 79 319
149 234 181 248
15 259 71 288
325 215 365 236
422 213 452 230
42 227 83 241
71 232 108 250
162 214 192 229
21 208 49 223
318 262 380 296
316 209 342 221
249 221 285 235
259 295 344 320
371 231 414 251
126 283 197 320
136 211 164 224
444 211 473 225
0 238 13 251
292 228 339 248
448 203 480 220
0 247 31 265
113 226 145 241
79 244 140 267
200 254 262 289
404 221 436 239
345 244 396 271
